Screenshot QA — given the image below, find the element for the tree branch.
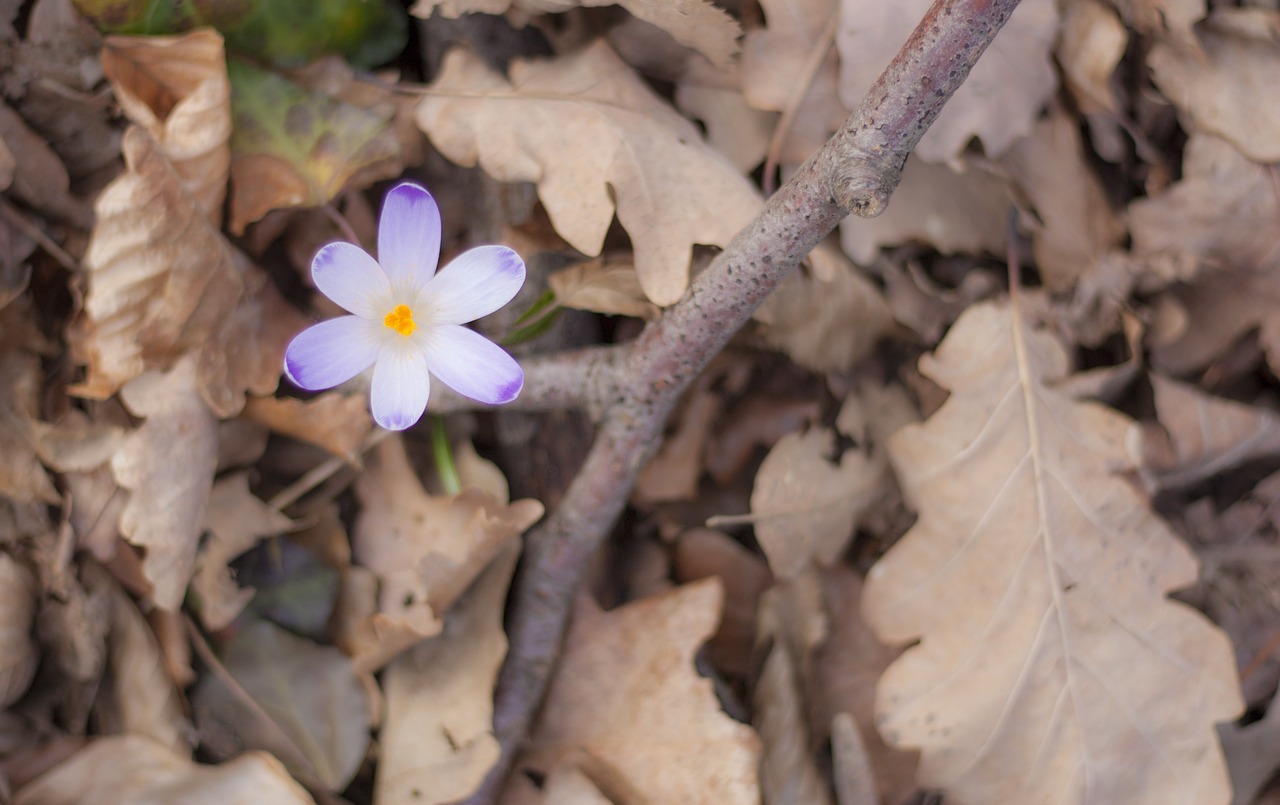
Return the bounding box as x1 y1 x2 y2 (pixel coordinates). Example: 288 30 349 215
465 1 1025 800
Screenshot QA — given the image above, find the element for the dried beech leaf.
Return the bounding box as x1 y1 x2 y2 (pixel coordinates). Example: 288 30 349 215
0 555 38 708
836 0 1058 164
548 257 660 320
517 579 761 803
413 0 740 69
865 301 1243 804
742 0 845 163
1131 374 1280 491
111 356 219 611
242 394 373 462
193 473 295 630
102 30 232 225
750 427 884 579
416 42 762 306
375 542 518 805
106 585 190 750
352 436 542 671
192 619 370 791
1149 9 1280 163
14 734 315 805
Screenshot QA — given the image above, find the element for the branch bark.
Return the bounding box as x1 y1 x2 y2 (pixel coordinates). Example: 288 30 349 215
464 0 1025 800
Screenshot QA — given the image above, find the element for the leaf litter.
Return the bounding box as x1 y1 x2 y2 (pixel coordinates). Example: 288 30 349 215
2 0 1280 803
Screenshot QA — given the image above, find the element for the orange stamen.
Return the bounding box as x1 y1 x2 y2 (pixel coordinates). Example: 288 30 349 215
383 304 416 336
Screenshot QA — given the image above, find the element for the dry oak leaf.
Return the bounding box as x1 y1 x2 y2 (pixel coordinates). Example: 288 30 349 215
864 301 1243 804
416 41 763 306
111 355 219 612
375 541 519 805
412 0 739 70
102 30 232 226
242 393 373 463
673 63 775 173
836 0 1058 165
750 426 884 579
352 435 542 672
548 257 660 320
1148 8 1280 163
14 734 315 805
515 578 761 804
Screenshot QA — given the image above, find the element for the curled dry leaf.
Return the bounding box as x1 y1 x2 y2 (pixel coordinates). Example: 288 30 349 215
0 555 38 708
836 0 1058 164
749 426 884 580
865 301 1243 804
192 619 371 792
14 734 315 805
515 579 761 803
242 393 373 463
375 542 518 805
352 436 543 671
416 41 762 306
111 355 219 612
1130 374 1280 492
1148 8 1280 163
102 30 231 225
412 0 740 70
1056 0 1128 116
106 584 190 750
547 257 660 321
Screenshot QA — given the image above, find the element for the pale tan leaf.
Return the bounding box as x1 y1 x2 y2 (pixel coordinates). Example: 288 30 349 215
111 355 219 611
836 0 1058 164
192 619 370 791
548 257 660 320
375 542 518 805
674 68 774 172
754 251 892 372
353 436 542 671
14 734 315 805
242 394 373 463
1000 105 1127 291
839 155 1010 265
1112 0 1205 52
106 584 190 750
831 713 878 805
416 42 762 306
1131 374 1280 492
0 555 38 708
193 473 296 630
539 764 614 804
1057 0 1128 115
750 427 884 579
1149 9 1280 163
865 301 1243 804
1149 262 1280 377
517 579 761 803
633 377 721 504
102 31 231 225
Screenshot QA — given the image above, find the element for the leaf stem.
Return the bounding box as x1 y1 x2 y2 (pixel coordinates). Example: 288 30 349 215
431 416 462 496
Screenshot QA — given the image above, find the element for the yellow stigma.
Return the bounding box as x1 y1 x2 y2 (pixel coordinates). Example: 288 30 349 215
383 304 417 336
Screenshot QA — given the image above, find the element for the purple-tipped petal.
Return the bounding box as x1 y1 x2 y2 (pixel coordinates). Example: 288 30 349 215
284 316 381 391
424 246 526 326
370 341 431 430
378 183 441 289
423 324 523 405
312 242 391 318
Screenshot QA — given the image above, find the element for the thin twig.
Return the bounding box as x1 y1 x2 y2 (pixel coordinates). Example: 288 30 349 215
463 1 1026 801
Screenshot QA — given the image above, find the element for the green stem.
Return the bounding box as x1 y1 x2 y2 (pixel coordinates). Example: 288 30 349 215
431 417 462 496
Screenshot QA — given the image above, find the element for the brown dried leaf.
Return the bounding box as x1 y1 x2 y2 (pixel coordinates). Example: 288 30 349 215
836 0 1058 164
1057 0 1128 115
1112 0 1205 52
548 257 660 320
674 65 774 173
673 527 773 677
192 619 370 792
1131 374 1280 492
1148 9 1280 163
102 30 231 225
750 427 884 580
242 394 373 463
0 101 88 227
865 301 1243 804
14 734 315 805
193 473 295 630
375 542 518 805
352 436 542 671
416 42 762 306
633 378 721 504
106 584 190 750
0 555 37 708
111 355 219 611
516 579 761 803
0 304 58 505
830 712 879 805
1149 262 1280 377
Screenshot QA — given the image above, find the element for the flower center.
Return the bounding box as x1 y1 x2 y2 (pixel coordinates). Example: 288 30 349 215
383 304 417 337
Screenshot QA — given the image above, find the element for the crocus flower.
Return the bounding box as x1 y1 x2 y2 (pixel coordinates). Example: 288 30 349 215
284 182 525 430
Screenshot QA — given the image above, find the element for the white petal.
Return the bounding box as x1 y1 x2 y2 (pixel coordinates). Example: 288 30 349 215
423 246 526 326
284 316 381 391
370 341 431 430
378 182 441 290
312 242 391 318
423 325 523 405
